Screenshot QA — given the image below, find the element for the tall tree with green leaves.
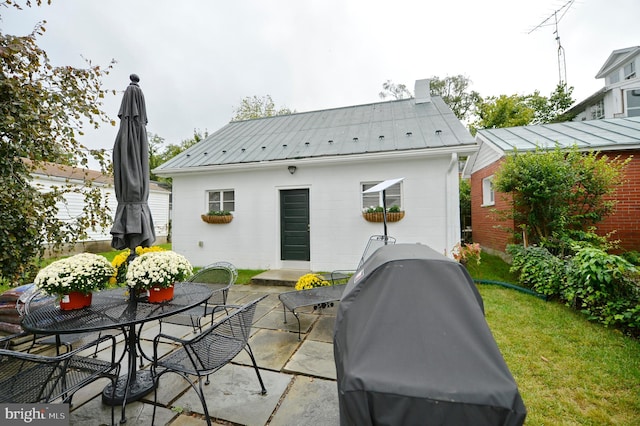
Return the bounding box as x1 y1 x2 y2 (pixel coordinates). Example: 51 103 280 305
493 145 628 252
1 1 115 284
231 95 293 121
471 84 575 134
379 75 480 121
429 75 481 122
149 129 207 183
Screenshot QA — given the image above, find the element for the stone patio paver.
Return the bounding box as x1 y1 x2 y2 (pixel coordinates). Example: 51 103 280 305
284 340 337 380
268 376 339 426
172 363 293 426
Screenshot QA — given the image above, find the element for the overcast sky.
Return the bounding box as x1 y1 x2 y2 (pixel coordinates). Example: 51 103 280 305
3 0 640 164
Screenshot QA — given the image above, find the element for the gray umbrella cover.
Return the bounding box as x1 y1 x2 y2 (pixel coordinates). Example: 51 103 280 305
110 75 156 250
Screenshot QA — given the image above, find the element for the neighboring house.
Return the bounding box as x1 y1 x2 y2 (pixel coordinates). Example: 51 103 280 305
567 46 640 121
32 161 170 253
154 79 477 271
465 117 640 254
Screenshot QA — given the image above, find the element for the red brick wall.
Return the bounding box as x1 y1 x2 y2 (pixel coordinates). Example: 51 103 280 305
472 151 640 253
470 159 515 252
595 151 640 252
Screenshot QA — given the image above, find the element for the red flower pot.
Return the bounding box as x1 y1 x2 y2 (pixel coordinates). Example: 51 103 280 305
147 285 174 303
60 291 92 310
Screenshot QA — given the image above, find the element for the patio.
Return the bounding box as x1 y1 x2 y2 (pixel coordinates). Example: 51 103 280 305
67 281 340 425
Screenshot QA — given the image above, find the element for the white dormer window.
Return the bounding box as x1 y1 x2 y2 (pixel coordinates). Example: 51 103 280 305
624 61 636 80
627 90 640 117
482 176 495 207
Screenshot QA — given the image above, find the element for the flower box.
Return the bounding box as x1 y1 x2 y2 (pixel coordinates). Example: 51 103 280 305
201 214 233 224
362 211 405 223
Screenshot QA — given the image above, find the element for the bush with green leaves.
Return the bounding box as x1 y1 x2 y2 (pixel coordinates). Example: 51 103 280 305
564 247 640 334
507 244 565 297
508 244 640 336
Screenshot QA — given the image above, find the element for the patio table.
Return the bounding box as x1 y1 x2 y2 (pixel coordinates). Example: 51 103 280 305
21 283 212 422
279 284 346 339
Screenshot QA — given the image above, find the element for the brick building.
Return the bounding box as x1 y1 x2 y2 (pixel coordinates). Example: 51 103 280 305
464 117 640 254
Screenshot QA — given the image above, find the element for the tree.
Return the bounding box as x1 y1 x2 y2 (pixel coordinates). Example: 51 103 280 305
1 3 115 284
379 76 480 121
149 129 207 183
378 80 412 100
429 75 481 122
471 84 575 134
493 145 629 252
231 95 293 121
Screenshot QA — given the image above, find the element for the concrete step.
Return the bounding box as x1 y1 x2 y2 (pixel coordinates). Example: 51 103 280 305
250 269 311 287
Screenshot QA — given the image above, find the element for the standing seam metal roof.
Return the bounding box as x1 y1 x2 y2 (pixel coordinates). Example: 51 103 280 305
155 97 475 171
478 117 640 152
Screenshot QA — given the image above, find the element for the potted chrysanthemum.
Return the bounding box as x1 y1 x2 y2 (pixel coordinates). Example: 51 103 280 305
126 250 193 303
295 273 330 291
34 253 115 310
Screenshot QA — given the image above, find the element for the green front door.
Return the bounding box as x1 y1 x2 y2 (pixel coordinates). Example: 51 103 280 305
280 189 310 261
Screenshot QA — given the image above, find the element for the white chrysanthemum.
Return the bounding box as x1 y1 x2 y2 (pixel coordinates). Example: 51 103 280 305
34 253 115 296
126 251 193 290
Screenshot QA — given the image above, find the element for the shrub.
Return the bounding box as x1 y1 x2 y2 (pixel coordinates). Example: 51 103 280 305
507 244 565 297
564 247 640 334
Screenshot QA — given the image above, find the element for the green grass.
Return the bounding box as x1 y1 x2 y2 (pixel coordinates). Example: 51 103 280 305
470 253 640 424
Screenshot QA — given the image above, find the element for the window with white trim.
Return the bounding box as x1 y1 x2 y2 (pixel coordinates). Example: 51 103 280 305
591 99 604 120
362 181 402 210
624 61 636 80
207 189 235 213
482 176 495 206
627 89 640 117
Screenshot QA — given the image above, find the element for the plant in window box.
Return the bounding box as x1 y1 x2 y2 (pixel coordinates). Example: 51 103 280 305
362 205 405 222
34 253 115 310
201 210 233 224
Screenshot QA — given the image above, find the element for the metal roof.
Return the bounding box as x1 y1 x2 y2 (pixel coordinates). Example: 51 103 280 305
477 117 640 152
155 97 476 173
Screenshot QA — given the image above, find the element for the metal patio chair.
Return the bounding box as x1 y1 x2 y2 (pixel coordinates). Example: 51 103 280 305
18 285 115 356
280 235 397 339
0 334 120 425
151 296 268 426
159 261 237 334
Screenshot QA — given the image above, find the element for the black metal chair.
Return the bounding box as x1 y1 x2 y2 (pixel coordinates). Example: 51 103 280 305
0 334 120 425
17 285 113 356
159 261 237 334
151 296 267 426
320 235 396 284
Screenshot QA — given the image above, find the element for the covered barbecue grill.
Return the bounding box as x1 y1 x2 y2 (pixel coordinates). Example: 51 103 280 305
333 243 526 425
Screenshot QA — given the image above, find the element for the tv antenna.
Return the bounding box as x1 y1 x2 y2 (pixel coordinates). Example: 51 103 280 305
528 0 576 86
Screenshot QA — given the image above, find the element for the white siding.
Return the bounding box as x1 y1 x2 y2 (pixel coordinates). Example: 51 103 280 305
33 175 170 243
171 154 460 271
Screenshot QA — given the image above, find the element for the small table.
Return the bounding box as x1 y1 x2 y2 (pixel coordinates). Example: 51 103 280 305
21 283 212 422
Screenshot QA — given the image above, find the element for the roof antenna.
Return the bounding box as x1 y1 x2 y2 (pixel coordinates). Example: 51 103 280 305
528 0 575 86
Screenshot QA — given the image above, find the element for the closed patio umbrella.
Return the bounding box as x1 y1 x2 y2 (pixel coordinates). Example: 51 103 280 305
110 74 155 252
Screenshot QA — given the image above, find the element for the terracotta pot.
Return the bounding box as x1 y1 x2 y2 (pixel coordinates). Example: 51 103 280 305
60 291 92 310
147 284 174 303
362 211 405 223
201 214 233 224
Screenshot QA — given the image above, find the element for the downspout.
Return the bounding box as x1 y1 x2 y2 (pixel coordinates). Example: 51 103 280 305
445 152 459 257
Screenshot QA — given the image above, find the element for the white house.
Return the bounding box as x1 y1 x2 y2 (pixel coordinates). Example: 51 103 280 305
567 46 640 121
154 80 477 271
32 161 170 253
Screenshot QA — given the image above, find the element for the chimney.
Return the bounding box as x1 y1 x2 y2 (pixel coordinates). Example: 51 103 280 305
414 79 431 104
